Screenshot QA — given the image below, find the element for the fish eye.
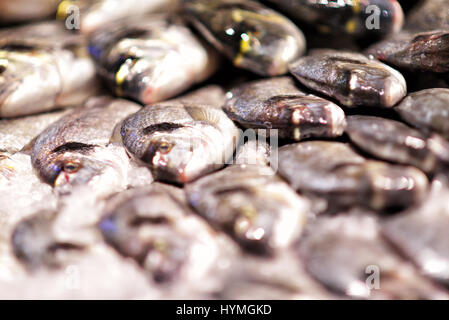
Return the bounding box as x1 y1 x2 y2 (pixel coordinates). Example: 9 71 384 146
158 142 173 154
63 162 81 173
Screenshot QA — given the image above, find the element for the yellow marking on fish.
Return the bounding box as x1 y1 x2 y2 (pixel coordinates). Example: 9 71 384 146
115 63 131 96
234 32 252 66
57 0 74 20
352 0 361 14
232 9 286 24
345 19 357 34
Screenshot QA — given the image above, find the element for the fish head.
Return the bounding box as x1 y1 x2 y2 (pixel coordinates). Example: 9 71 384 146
140 124 214 184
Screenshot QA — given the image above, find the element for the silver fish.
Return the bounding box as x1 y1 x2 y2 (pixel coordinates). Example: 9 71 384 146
0 0 60 23
223 77 346 141
186 164 309 254
57 0 179 35
0 21 99 118
99 183 230 286
289 50 407 108
395 88 449 139
406 0 449 32
120 86 240 184
346 115 449 173
88 14 218 105
383 179 449 286
366 30 449 73
31 96 143 196
183 0 306 76
265 0 404 37
278 141 428 211
0 110 68 154
298 212 448 299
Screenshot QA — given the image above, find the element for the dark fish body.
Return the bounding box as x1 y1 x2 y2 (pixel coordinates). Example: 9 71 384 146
0 0 59 23
395 89 449 139
99 183 226 285
224 77 346 141
186 164 309 254
120 87 240 184
31 97 141 193
278 141 428 211
346 115 449 173
383 183 449 286
367 30 449 73
183 0 306 76
298 212 447 299
406 0 449 32
289 50 407 108
88 14 217 105
265 0 404 37
0 22 99 118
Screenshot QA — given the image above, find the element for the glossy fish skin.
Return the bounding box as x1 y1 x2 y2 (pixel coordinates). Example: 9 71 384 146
0 0 59 23
383 181 449 286
0 110 68 154
265 0 404 37
298 212 447 299
186 164 309 254
366 30 449 73
278 141 428 211
224 77 346 141
31 97 141 195
120 87 240 184
88 14 217 105
0 22 99 118
406 0 449 32
346 115 449 173
289 50 407 108
183 0 306 76
57 0 179 35
99 183 224 284
395 89 449 139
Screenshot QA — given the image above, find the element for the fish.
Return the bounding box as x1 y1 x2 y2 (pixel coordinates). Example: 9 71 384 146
405 0 449 32
120 86 240 184
346 115 449 173
278 141 428 211
297 212 448 299
366 30 449 73
289 50 407 108
0 0 60 23
395 89 449 139
264 0 404 37
88 14 218 105
0 110 68 154
383 179 449 286
185 163 310 254
31 96 145 196
183 0 306 76
57 0 179 34
0 21 100 118
99 183 233 287
234 139 271 167
223 77 346 141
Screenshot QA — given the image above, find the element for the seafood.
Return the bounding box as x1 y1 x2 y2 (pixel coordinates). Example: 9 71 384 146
183 0 306 76
223 77 346 141
186 164 310 254
0 0 59 23
120 87 240 184
88 14 217 105
99 183 234 288
395 89 449 139
265 0 404 37
366 30 449 73
0 22 99 118
289 50 407 108
278 141 428 211
346 115 449 173
383 179 449 286
31 96 145 196
235 139 271 166
0 110 68 154
406 0 449 32
57 0 179 34
297 212 447 299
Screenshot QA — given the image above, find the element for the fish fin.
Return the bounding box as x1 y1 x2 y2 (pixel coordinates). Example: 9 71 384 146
184 105 223 124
